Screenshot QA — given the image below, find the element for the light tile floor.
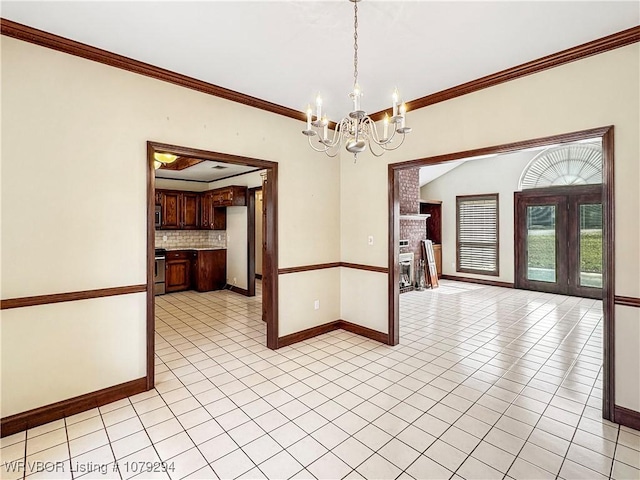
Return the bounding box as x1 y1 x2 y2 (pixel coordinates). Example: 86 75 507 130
3 280 639 480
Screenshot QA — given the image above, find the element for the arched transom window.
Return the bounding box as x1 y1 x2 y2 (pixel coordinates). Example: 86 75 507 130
518 143 602 190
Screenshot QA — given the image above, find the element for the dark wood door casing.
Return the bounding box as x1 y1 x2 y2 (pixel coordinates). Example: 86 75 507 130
148 140 280 395
388 126 615 422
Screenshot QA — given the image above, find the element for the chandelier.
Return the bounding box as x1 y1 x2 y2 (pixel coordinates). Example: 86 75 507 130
302 0 411 160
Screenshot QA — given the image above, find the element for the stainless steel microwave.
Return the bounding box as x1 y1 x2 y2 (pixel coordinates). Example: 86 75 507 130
155 205 162 228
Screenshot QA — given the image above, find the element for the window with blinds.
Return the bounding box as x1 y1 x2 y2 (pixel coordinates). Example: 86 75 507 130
456 194 499 276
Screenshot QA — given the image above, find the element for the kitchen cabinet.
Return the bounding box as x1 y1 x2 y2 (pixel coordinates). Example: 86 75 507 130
161 191 181 229
212 186 247 207
181 192 200 229
157 189 228 230
165 251 191 292
192 250 226 292
165 249 227 293
201 191 227 230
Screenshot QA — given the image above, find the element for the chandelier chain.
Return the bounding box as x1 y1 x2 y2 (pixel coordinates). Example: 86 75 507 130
353 1 358 86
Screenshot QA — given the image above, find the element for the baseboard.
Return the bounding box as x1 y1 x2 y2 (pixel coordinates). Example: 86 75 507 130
277 320 389 348
277 321 342 347
255 274 263 280
441 274 514 288
229 285 249 296
614 405 640 431
339 320 390 344
1 377 147 438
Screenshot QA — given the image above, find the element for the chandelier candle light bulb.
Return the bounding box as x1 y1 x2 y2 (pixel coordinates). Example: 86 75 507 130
301 0 412 160
383 114 389 140
392 88 399 117
353 84 361 111
316 94 322 122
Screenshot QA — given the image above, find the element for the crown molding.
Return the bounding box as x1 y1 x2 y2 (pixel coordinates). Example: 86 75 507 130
0 18 307 123
2 19 638 126
370 25 640 121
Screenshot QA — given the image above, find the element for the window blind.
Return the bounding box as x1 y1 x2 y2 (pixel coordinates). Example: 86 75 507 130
456 194 499 275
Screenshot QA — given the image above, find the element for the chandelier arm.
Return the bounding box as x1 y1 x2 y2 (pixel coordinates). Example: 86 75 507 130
366 137 388 158
318 125 340 149
307 135 331 153
362 116 397 147
379 132 407 151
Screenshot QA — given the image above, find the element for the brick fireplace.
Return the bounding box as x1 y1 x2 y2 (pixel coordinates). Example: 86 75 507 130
399 168 427 259
398 168 428 291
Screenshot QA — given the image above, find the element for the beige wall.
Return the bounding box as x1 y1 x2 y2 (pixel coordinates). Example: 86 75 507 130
340 44 640 411
1 37 341 417
420 150 536 284
1 294 146 415
279 269 341 336
2 34 638 419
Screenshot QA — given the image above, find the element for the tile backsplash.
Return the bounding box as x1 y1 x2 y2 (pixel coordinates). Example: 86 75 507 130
156 230 226 249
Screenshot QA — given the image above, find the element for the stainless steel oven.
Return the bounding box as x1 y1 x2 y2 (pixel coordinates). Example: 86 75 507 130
155 205 162 229
154 248 166 295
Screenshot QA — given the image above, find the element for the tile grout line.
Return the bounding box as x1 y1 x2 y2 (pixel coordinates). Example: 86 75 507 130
397 291 600 478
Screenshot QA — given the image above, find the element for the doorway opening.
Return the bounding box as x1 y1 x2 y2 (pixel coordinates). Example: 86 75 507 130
388 126 615 421
146 142 279 391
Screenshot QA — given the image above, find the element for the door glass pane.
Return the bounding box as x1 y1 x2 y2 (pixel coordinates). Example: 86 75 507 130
527 205 556 282
580 203 603 288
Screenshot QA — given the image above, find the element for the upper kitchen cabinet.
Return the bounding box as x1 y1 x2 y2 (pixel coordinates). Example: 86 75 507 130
201 191 227 230
181 192 200 229
157 189 199 229
160 191 181 229
212 186 247 207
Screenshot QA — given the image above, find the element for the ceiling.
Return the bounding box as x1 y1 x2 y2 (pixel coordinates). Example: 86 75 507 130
418 138 602 187
2 2 638 119
156 160 258 183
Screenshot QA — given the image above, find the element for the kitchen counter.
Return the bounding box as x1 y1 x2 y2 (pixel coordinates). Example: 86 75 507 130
164 247 226 251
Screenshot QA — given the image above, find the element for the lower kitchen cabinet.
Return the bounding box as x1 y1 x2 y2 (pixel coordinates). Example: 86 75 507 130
192 250 226 292
165 249 226 293
165 251 191 292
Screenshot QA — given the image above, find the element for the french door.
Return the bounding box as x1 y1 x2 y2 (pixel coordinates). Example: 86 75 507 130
515 185 602 299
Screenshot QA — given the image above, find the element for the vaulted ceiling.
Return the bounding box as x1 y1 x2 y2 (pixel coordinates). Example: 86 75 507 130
3 1 638 120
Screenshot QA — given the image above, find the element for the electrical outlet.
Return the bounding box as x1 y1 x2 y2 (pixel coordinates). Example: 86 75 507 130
233 277 237 284
451 263 455 269
314 300 320 310
218 234 222 241
368 235 374 246
162 235 167 241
